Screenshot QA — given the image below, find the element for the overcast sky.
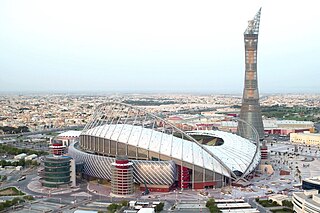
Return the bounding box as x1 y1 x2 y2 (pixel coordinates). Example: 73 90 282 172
0 0 319 94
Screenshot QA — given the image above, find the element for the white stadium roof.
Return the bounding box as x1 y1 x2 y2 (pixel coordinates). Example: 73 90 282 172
82 124 260 177
188 130 260 176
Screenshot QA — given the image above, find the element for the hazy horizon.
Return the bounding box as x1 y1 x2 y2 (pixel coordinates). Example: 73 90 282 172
1 0 319 94
1 90 319 97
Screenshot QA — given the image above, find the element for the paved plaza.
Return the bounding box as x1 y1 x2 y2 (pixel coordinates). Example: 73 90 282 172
3 139 320 212
27 179 80 195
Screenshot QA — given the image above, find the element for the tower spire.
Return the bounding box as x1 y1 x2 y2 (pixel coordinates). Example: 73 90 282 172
244 8 262 35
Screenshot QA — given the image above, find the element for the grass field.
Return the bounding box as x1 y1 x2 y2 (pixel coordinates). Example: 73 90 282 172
0 187 25 196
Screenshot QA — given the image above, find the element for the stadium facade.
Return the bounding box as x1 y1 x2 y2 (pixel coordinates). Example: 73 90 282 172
68 103 261 191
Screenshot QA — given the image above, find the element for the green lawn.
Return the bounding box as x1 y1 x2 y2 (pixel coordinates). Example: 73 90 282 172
0 187 25 196
258 200 280 207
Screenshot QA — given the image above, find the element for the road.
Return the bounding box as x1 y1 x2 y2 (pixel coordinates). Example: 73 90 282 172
1 172 43 196
247 198 270 213
0 125 84 139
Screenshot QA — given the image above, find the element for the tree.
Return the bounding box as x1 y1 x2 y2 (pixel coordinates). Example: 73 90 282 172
120 200 128 207
31 160 39 166
23 195 34 201
206 198 215 208
206 199 221 213
107 203 120 213
155 202 164 212
282 200 293 208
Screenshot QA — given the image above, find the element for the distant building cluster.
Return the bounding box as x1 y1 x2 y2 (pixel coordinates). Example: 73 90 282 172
0 95 239 134
0 95 99 132
261 94 320 108
166 114 315 137
0 94 319 135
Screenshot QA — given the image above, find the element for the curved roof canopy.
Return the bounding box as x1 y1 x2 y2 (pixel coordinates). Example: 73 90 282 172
83 124 230 177
81 102 260 179
188 130 260 176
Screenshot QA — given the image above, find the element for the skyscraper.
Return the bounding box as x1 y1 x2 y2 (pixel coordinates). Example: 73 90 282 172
238 8 264 141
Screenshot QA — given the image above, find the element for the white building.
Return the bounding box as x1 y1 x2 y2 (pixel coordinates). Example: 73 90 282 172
25 154 38 161
293 190 320 213
137 208 155 213
54 130 81 146
268 194 290 206
14 153 27 160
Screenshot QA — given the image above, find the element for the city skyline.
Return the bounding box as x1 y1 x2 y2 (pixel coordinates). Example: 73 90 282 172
0 0 319 94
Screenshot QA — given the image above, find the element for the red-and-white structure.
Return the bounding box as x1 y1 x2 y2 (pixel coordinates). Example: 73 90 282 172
111 156 134 196
49 139 67 155
260 141 268 160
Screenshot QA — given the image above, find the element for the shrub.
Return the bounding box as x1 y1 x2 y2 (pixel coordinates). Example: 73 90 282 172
23 195 35 201
120 200 128 207
258 199 280 207
107 203 120 213
206 199 221 213
155 202 164 212
206 198 216 207
282 200 293 208
0 198 24 211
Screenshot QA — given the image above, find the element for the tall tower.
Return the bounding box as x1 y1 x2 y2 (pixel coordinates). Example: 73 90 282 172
238 8 264 141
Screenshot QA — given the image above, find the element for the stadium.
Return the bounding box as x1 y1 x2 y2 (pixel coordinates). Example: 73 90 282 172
68 102 261 191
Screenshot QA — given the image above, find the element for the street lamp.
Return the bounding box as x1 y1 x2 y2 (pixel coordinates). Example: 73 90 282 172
175 191 177 205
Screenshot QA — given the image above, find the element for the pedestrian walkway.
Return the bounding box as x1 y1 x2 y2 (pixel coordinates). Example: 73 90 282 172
71 191 92 197
27 180 80 195
87 182 111 196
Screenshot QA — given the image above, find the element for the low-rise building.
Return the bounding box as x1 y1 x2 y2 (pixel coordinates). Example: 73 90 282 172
302 177 320 191
215 199 259 213
137 208 155 213
14 153 27 160
268 194 290 205
25 154 38 161
54 130 81 146
293 190 320 213
290 132 320 145
264 120 314 136
212 119 315 136
15 166 23 171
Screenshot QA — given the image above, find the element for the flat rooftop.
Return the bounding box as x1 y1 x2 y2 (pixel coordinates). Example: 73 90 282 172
217 203 251 209
221 209 259 213
303 177 320 184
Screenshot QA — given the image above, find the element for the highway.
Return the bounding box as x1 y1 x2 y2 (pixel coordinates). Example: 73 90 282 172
0 125 84 139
